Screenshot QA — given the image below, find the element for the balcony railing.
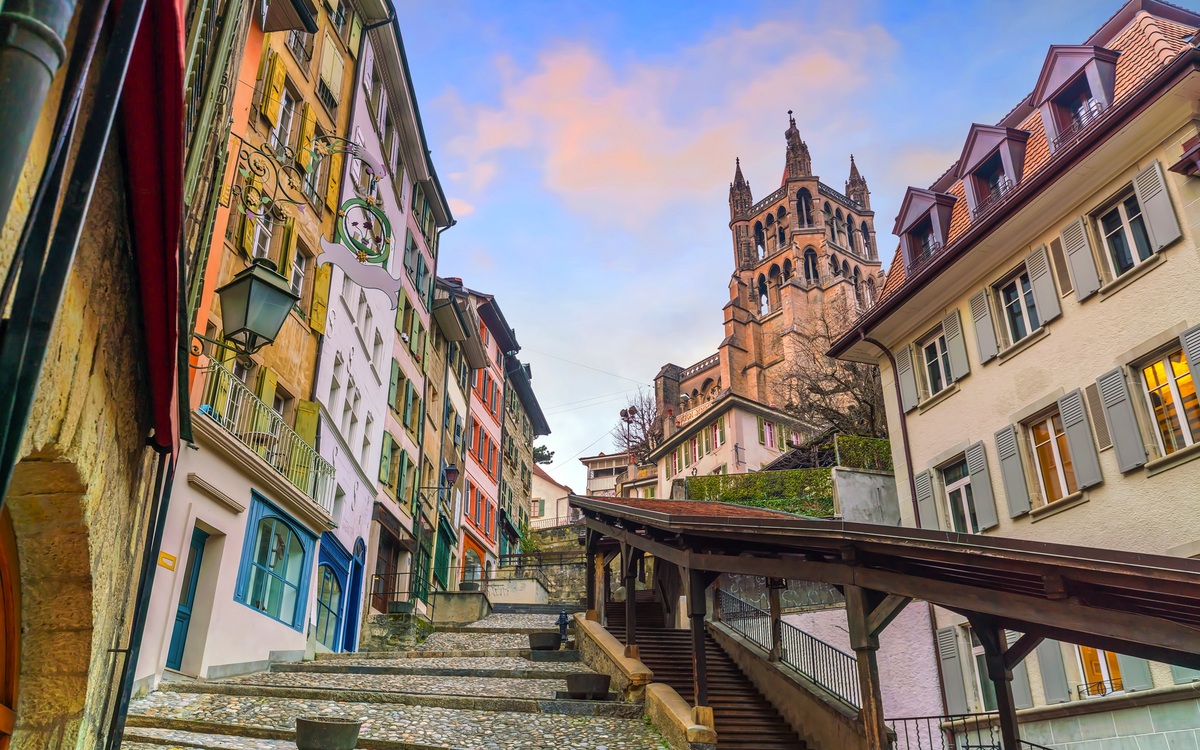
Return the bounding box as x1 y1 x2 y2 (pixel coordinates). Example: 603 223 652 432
316 78 339 114
887 713 1056 750
197 362 335 514
680 352 720 380
286 31 311 70
676 387 730 428
529 512 583 529
1052 99 1106 152
971 175 1014 221
1076 677 1123 700
906 239 944 276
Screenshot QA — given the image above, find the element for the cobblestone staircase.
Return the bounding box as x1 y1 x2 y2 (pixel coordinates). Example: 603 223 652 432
607 593 809 750
120 614 667 750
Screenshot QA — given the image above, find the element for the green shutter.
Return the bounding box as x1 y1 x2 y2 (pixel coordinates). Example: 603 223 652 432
397 449 409 501
379 432 392 483
718 415 725 445
757 416 765 444
1116 655 1154 691
388 359 400 409
403 380 414 426
994 425 1031 517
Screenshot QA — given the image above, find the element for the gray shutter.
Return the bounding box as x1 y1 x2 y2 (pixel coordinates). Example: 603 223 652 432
965 442 999 531
1171 665 1200 684
915 470 939 530
969 290 999 364
896 344 919 413
1035 639 1071 704
1096 368 1147 472
1180 324 1200 377
936 627 970 714
1085 383 1113 450
1056 390 1103 490
1116 654 1154 691
994 425 1031 517
1132 160 1181 250
1049 238 1073 296
1006 631 1033 710
942 309 970 382
1024 245 1061 324
1060 217 1101 301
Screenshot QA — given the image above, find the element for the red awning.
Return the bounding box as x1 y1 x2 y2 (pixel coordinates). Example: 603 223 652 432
121 0 185 455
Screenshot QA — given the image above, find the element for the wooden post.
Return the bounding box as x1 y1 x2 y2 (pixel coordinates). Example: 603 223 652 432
623 542 640 658
971 615 1021 750
768 577 784 662
688 568 714 730
845 585 889 750
585 529 599 621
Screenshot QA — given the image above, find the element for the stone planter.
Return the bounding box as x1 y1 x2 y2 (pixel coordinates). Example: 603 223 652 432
295 717 362 750
460 581 480 592
566 673 612 700
387 600 414 614
529 632 562 650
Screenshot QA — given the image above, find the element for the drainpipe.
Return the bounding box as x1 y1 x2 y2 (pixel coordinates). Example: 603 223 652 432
0 0 75 229
860 334 920 524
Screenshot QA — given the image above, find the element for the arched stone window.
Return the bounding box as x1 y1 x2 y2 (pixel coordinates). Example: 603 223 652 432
797 189 813 227
754 222 765 259
866 277 877 305
830 253 840 275
843 260 850 277
757 274 769 315
778 225 786 246
768 264 782 310
782 258 793 281
861 221 873 258
823 203 833 242
804 248 819 281
846 213 856 252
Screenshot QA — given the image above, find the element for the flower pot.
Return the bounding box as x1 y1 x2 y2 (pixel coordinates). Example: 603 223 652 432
528 632 562 651
295 716 362 750
565 673 612 700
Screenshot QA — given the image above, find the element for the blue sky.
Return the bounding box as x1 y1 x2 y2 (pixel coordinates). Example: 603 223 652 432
395 0 1143 491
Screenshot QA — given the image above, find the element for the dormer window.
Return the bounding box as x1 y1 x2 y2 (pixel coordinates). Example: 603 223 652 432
1028 45 1119 153
911 216 937 264
1052 75 1102 147
894 187 956 272
956 125 1030 220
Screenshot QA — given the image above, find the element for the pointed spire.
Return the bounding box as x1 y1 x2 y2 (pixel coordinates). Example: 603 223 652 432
729 157 753 217
849 154 860 180
784 109 811 179
846 154 870 210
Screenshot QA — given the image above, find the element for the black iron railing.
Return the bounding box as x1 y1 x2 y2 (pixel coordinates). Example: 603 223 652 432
887 713 1057 750
1052 99 1106 151
716 589 861 708
971 176 1013 221
286 31 311 68
1076 677 1123 699
317 79 339 114
906 239 944 275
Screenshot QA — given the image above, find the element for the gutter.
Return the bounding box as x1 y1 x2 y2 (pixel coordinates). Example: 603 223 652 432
860 335 920 526
827 47 1200 361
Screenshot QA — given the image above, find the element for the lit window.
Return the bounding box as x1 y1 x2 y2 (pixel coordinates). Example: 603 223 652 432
1028 412 1077 504
999 270 1040 344
1099 195 1153 277
1141 349 1199 455
1078 646 1123 698
941 458 980 534
923 331 952 396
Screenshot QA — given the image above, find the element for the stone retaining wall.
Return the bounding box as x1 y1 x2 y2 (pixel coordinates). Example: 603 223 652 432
358 612 434 652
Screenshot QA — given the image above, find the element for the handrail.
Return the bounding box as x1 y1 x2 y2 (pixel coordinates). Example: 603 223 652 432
197 362 335 514
887 712 1060 750
715 589 861 708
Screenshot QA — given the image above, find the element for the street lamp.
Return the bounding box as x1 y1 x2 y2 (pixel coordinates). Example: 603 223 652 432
214 258 299 355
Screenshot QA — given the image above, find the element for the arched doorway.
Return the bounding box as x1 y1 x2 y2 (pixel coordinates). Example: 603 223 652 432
342 539 366 652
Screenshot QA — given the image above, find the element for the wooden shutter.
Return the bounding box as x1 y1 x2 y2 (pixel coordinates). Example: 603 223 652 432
1085 383 1112 450
262 52 285 125
294 400 319 446
1024 245 1061 323
403 380 414 426
1035 640 1070 704
1049 238 1073 296
1171 665 1200 684
965 442 999 531
718 415 725 445
309 264 331 334
942 308 969 382
1057 389 1102 490
1180 323 1200 378
255 367 278 404
379 432 392 483
1132 160 1181 250
238 176 260 253
895 344 919 412
1096 368 1146 472
325 152 343 211
968 290 998 364
388 359 400 409
279 217 298 279
296 103 316 172
994 425 1031 517
936 627 969 714
397 449 409 500
914 470 938 530
1060 217 1101 301
757 416 765 444
1006 631 1034 710
1117 654 1154 691
348 13 363 55
703 426 711 454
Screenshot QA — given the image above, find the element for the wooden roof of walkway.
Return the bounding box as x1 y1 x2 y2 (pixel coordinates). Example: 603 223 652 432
570 494 1200 670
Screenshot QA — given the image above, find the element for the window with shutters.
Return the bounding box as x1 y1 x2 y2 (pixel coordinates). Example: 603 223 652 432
270 87 296 157
1096 192 1153 278
252 217 273 260
921 329 952 396
317 34 344 113
1075 646 1124 698
997 268 1040 344
1026 409 1078 504
969 629 998 711
1139 348 1199 456
941 458 980 534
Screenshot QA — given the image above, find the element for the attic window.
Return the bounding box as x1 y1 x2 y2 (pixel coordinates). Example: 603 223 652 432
971 152 1011 218
1052 75 1103 149
910 216 939 267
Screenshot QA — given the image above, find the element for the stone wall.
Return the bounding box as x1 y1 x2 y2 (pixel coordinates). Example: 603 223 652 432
358 612 434 652
530 523 582 553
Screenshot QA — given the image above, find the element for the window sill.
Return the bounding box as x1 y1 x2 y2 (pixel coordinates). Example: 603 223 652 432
997 326 1050 365
918 382 960 413
1099 252 1164 301
1145 441 1200 477
369 361 382 386
1030 491 1088 522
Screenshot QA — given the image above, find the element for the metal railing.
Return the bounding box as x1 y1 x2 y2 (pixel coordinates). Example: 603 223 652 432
286 31 311 69
529 512 583 529
716 589 861 708
197 362 335 513
1052 99 1106 152
500 550 586 566
887 714 1057 750
971 175 1014 221
819 180 863 210
906 238 944 275
1076 677 1123 699
316 78 339 114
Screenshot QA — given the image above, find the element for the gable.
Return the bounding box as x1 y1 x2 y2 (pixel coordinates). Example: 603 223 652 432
1029 45 1121 106
956 125 1032 181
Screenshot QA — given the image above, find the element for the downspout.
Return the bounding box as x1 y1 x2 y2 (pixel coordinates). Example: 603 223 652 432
861 334 920 523
0 0 75 228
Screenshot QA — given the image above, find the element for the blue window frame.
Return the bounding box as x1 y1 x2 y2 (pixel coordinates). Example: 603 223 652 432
315 565 342 649
234 494 316 631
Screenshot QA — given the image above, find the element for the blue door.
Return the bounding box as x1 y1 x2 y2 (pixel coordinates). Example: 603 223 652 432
166 527 209 671
342 539 365 652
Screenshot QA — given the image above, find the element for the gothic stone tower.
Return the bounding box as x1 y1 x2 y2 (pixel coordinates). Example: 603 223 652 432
715 112 885 406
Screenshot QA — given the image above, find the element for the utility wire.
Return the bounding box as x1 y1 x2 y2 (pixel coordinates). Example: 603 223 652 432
524 348 649 386
544 388 637 410
544 395 635 417
545 428 616 476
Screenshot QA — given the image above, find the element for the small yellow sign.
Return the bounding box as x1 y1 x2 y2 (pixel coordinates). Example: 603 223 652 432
159 552 177 571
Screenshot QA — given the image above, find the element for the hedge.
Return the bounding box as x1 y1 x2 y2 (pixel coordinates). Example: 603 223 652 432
686 469 834 517
834 435 893 472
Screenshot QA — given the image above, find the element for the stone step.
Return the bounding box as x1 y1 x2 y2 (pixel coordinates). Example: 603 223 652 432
491 602 586 615
125 693 665 749
200 671 569 699
314 646 580 661
271 659 591 680
435 625 574 634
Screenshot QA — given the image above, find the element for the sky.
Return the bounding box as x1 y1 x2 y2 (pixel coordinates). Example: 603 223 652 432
395 0 1138 492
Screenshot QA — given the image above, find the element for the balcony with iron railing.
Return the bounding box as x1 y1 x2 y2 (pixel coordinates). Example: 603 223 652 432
886 713 1056 750
906 238 944 276
316 78 339 115
971 175 1014 221
286 31 312 71
1052 99 1106 152
1075 677 1123 700
196 362 335 514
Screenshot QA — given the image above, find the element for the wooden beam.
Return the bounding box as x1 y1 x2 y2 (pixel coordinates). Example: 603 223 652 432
867 594 912 638
1003 632 1044 669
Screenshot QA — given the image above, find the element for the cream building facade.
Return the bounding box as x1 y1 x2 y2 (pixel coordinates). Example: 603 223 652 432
829 2 1200 746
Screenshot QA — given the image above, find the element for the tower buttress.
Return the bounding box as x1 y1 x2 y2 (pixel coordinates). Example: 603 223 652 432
846 154 871 210
784 111 812 179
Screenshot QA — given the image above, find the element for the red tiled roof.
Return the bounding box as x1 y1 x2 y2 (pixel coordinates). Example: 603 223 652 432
876 11 1197 302
572 494 804 519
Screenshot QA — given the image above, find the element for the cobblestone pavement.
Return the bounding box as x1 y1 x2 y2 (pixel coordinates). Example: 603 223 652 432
215 671 566 698
123 728 297 749
312 655 594 672
127 692 666 749
413 631 535 651
463 613 561 629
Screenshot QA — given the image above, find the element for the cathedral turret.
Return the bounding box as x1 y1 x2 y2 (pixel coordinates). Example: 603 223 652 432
729 158 753 218
846 154 871 210
784 111 812 179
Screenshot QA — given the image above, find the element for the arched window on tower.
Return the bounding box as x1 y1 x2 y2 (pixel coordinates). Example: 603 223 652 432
757 274 769 315
768 264 782 310
853 266 862 305
778 225 786 246
804 249 819 282
860 221 873 259
842 260 850 277
797 189 813 227
754 222 765 259
866 277 877 306
782 258 793 281
835 209 846 248
830 253 840 276
823 203 833 242
764 214 775 254
846 213 856 253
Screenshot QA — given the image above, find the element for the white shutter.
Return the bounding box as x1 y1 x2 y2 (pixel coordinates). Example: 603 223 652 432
915 470 938 530
994 425 1031 517
969 290 998 364
1024 245 1061 323
965 442 998 531
1132 160 1181 250
1060 217 1101 301
936 627 969 714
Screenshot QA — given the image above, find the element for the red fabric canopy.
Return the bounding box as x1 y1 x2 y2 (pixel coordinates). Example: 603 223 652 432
122 0 185 455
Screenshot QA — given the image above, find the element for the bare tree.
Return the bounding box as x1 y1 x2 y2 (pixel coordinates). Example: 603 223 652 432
613 389 662 465
776 296 887 438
